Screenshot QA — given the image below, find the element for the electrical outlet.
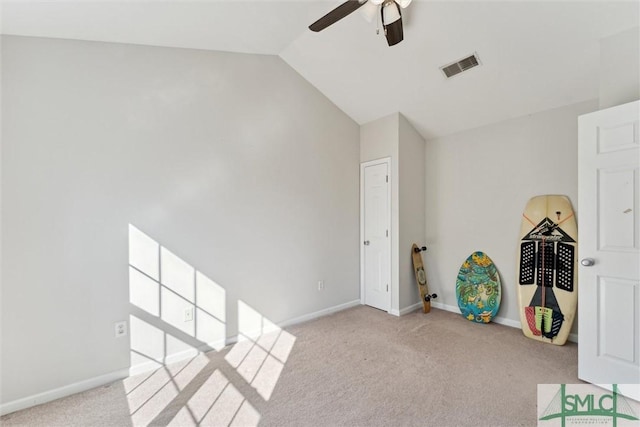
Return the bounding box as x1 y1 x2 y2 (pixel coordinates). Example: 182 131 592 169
184 307 194 322
318 280 325 291
115 321 127 338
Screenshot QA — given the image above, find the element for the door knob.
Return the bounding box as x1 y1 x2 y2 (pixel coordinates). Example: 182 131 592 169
364 240 370 246
581 258 595 267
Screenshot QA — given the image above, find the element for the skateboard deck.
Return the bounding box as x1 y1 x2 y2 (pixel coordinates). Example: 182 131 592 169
411 244 436 313
455 251 501 323
517 195 577 345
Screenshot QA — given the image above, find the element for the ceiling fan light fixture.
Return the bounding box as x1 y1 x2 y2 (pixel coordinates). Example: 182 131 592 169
396 0 412 8
370 0 385 5
381 1 403 46
382 1 401 25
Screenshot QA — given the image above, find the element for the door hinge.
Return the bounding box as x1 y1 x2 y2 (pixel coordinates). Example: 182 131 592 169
386 175 388 183
386 229 388 237
386 284 389 292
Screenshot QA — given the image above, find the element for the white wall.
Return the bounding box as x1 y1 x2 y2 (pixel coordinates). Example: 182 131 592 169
424 100 598 331
1 35 360 406
599 27 640 109
398 115 426 310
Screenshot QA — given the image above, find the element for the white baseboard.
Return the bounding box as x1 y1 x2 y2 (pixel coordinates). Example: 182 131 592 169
430 301 578 343
129 333 235 375
1 299 362 416
224 299 362 347
129 346 205 377
390 302 423 317
278 299 361 329
0 368 130 416
129 360 162 378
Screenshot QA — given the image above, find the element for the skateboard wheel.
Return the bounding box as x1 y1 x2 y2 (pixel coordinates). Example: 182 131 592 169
421 246 427 252
431 293 438 299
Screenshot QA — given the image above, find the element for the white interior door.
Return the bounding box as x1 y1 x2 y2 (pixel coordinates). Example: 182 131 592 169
578 100 640 387
361 159 391 312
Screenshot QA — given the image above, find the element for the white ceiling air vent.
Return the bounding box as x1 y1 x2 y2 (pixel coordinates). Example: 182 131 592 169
440 53 481 79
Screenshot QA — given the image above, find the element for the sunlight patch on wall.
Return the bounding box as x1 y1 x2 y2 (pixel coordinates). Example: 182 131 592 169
129 267 160 316
129 315 164 372
196 271 226 345
128 224 160 281
128 224 227 369
161 247 195 303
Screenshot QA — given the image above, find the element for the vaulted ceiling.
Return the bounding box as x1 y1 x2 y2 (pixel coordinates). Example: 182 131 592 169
2 1 638 139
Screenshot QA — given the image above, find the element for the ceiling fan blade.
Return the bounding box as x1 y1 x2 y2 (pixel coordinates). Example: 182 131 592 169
309 0 368 32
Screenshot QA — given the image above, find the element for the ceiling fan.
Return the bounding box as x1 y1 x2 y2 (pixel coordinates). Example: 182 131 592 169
309 0 412 46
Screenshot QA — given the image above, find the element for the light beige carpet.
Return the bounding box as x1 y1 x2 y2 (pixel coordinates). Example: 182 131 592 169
1 306 579 426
